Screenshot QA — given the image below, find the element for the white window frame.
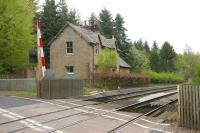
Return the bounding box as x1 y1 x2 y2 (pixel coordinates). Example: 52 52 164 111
65 41 73 54
65 66 74 74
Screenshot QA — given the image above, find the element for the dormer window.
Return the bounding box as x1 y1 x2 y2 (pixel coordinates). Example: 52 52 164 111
66 41 73 54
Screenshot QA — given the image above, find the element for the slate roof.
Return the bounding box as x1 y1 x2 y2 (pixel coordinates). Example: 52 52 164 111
48 22 130 68
69 23 115 48
119 58 131 68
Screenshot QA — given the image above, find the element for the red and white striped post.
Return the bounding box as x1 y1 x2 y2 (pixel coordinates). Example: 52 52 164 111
36 18 46 97
37 18 46 77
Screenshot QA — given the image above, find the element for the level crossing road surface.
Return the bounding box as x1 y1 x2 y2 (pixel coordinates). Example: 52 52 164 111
0 96 178 133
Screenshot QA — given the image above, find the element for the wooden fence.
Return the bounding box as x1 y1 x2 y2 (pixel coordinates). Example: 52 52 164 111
178 84 200 130
0 78 35 91
40 79 84 99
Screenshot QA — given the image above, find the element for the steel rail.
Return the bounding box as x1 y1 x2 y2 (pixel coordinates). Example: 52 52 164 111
107 99 178 133
0 86 176 126
48 91 177 133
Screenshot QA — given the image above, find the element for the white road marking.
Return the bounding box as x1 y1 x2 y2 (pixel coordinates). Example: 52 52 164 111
0 108 65 133
55 99 171 126
8 96 172 132
131 122 172 133
140 118 170 126
55 99 134 117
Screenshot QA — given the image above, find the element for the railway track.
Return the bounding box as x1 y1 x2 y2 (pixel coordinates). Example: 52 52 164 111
47 91 177 133
86 85 177 102
0 86 176 125
1 86 177 133
107 100 177 133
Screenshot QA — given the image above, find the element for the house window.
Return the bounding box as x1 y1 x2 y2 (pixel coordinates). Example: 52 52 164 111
96 48 99 54
65 66 74 74
66 41 73 54
96 46 99 54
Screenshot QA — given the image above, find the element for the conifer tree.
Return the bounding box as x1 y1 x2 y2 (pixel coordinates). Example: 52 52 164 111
113 14 128 51
99 8 113 38
40 0 59 66
150 41 160 72
134 39 144 51
144 41 150 53
57 0 69 28
160 41 176 72
88 12 98 31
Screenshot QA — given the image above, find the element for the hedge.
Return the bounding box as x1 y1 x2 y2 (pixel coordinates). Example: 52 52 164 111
93 72 150 89
145 70 183 84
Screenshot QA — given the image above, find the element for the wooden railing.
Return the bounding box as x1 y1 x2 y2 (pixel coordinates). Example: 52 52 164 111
178 84 200 130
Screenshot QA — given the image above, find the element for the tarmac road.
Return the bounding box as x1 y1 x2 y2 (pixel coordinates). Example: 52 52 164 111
0 96 176 133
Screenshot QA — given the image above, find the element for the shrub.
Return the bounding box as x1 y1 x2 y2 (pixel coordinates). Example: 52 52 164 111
97 49 119 71
145 70 183 84
193 64 200 85
93 72 150 89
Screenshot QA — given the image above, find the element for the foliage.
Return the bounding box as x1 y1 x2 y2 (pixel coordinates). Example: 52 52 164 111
160 41 176 72
193 64 200 85
0 0 35 74
125 45 150 72
99 8 114 38
97 49 119 71
113 14 128 51
150 41 160 72
183 46 200 80
40 0 59 66
57 0 69 28
93 72 149 89
88 12 98 31
175 54 189 79
144 41 150 53
134 39 144 51
68 8 80 25
145 70 183 84
40 0 80 66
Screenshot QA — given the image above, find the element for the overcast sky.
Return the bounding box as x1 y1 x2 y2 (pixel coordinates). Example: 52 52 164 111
39 0 200 53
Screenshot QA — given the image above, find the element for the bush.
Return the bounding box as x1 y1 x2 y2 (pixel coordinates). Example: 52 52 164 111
193 64 200 85
97 49 119 71
145 70 183 84
93 72 150 89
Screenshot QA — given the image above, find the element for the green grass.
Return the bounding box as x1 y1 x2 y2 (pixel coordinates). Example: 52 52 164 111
0 90 36 98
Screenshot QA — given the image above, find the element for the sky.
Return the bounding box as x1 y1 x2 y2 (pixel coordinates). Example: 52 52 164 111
39 0 200 53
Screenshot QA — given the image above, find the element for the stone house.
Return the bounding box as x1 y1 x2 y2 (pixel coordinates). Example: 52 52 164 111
49 22 130 79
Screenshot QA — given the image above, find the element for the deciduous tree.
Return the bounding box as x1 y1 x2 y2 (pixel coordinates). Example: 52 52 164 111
125 46 150 72
0 0 35 74
97 49 119 71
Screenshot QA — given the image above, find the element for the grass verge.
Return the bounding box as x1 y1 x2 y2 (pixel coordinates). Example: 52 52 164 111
0 90 36 98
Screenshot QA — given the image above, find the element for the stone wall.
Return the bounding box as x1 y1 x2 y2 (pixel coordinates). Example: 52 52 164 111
50 26 93 79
